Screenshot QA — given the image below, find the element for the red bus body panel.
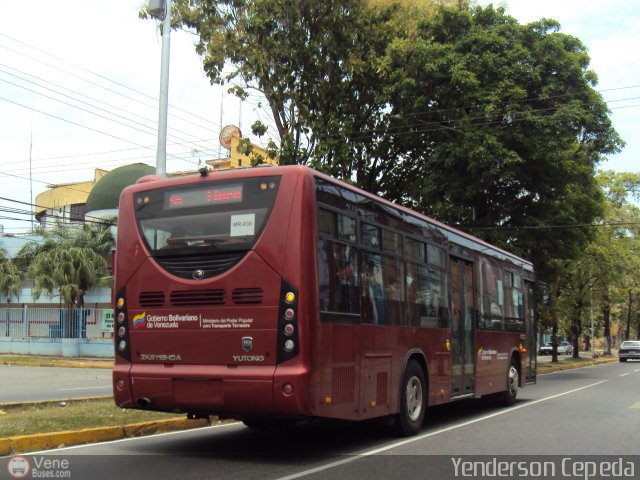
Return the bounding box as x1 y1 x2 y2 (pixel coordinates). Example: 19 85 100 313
113 165 534 423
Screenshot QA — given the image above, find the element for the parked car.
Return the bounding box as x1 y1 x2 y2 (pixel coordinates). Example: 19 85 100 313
618 340 640 362
538 341 573 355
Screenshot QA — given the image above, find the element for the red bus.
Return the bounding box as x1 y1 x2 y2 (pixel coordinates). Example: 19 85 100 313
113 165 536 436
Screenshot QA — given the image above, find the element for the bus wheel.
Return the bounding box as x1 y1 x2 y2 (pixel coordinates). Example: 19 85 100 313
496 358 519 407
395 360 427 436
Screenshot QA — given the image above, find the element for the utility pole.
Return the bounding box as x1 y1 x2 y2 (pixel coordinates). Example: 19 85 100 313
150 0 172 177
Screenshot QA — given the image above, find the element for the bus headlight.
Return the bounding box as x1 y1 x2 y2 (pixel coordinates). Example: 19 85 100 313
284 339 295 352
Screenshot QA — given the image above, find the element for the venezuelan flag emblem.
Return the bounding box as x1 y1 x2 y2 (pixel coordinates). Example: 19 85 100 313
132 312 146 329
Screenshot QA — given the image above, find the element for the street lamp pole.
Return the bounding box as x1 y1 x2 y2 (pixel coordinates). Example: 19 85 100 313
152 0 172 177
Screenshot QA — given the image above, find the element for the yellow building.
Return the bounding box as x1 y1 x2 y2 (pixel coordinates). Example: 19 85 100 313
33 130 276 228
34 169 109 228
207 132 278 171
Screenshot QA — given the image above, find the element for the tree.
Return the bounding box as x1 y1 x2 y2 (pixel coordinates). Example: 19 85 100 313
0 248 20 304
148 0 469 176
161 3 621 272
552 172 640 358
382 6 622 272
28 247 108 337
16 221 115 337
596 171 640 347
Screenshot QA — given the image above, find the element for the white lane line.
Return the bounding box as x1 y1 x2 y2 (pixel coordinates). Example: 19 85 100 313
278 380 608 480
58 386 112 391
620 373 631 377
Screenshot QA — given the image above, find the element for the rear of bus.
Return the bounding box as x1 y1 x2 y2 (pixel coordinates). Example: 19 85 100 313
112 166 316 420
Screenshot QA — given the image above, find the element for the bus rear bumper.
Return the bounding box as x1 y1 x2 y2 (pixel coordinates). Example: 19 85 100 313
113 363 309 417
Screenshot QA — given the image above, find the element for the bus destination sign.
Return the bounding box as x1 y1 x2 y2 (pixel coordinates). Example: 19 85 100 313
165 184 243 209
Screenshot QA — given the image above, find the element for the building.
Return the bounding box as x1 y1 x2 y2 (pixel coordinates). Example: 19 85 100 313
34 168 109 229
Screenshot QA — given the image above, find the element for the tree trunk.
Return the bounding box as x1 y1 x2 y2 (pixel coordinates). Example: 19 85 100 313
602 294 611 355
571 298 583 359
551 311 558 363
625 289 632 341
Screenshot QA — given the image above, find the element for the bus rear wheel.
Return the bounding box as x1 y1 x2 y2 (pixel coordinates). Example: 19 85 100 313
395 360 427 436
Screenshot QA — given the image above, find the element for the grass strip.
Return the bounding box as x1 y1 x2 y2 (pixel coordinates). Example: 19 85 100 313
537 354 618 373
0 397 184 438
0 355 112 369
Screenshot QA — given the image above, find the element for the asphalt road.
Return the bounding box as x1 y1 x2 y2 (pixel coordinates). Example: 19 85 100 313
0 365 112 403
5 360 639 480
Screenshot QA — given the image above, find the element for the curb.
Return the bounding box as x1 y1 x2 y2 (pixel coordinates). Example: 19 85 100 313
0 417 212 455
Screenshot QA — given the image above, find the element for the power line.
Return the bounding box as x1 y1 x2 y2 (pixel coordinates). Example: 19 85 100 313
0 35 224 135
0 96 200 167
0 64 221 154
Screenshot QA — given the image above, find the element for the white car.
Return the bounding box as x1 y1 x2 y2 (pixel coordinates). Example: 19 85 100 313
619 340 640 362
539 341 573 355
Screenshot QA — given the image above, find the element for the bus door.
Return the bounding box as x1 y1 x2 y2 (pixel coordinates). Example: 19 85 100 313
524 282 537 384
449 257 475 397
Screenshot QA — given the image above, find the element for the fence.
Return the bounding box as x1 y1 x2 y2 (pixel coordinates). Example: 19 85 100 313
0 306 114 340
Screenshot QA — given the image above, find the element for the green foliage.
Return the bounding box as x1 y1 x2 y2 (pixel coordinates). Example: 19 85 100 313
382 5 622 281
16 221 115 311
553 172 640 350
0 248 20 303
154 1 623 287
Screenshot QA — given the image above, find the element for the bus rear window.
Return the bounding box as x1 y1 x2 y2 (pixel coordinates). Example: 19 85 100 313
133 176 281 255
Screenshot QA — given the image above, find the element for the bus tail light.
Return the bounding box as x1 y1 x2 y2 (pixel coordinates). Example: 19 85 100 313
282 383 294 396
277 281 299 364
114 287 131 362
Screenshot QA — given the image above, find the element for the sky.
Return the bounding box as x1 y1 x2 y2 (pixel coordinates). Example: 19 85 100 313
0 0 638 235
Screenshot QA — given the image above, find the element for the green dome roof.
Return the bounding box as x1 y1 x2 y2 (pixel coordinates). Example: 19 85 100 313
85 163 155 211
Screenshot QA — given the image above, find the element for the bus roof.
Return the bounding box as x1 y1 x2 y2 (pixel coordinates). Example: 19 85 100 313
308 167 534 272
132 164 533 272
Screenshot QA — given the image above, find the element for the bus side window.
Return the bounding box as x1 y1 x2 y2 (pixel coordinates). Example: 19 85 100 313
362 253 385 324
480 258 505 330
317 239 359 317
406 263 448 328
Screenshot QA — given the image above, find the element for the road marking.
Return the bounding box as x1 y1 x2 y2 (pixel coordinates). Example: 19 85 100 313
58 386 112 391
630 402 640 410
278 380 608 480
635 369 640 372
620 373 631 377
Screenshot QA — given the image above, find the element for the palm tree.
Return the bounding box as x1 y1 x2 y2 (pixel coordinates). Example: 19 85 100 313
29 246 109 337
0 248 21 337
0 248 20 303
17 219 115 338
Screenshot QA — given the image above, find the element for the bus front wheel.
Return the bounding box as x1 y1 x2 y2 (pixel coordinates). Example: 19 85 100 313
395 360 427 436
